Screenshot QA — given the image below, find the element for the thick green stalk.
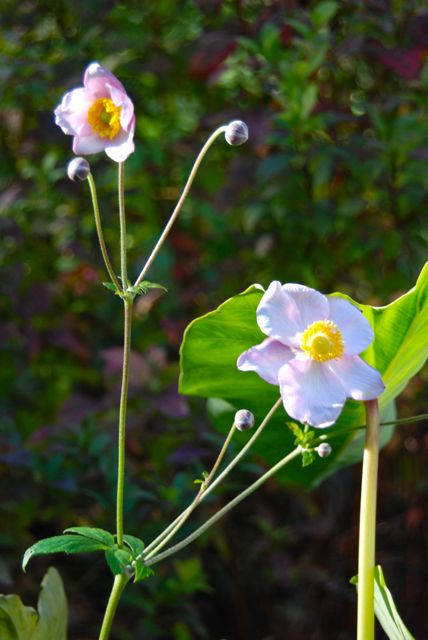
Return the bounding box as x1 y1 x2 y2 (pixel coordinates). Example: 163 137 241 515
98 574 130 640
146 445 302 567
116 298 132 547
87 173 120 290
118 162 128 289
357 399 380 640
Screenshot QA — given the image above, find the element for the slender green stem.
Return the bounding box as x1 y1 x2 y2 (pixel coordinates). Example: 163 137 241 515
144 423 236 560
87 173 120 290
146 445 302 567
98 573 130 640
357 399 380 640
134 125 228 288
118 162 128 289
116 298 133 547
144 397 282 557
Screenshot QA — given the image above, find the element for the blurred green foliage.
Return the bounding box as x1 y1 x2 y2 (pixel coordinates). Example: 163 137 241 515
1 1 427 638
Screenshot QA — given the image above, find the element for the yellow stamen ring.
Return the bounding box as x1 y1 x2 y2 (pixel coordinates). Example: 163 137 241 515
300 319 344 362
87 98 122 139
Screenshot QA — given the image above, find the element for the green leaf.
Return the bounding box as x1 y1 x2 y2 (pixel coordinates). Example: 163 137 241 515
311 1 338 27
0 568 67 640
127 281 167 298
134 559 154 583
351 566 415 640
102 282 121 293
23 535 108 571
105 547 133 576
33 568 67 640
301 450 316 467
123 535 145 557
179 263 428 488
63 527 115 547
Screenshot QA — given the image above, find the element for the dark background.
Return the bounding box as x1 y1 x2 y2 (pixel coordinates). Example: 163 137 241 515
1 1 427 638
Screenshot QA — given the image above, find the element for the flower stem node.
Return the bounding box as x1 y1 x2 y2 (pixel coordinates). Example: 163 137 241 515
225 120 249 146
67 157 90 182
316 442 332 458
234 409 255 431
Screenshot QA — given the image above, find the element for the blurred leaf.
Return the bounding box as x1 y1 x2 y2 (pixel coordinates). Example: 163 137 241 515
311 1 338 27
0 568 67 640
351 566 415 640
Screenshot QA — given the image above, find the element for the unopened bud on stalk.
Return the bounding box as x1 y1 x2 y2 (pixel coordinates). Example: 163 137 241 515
234 409 255 431
316 442 332 458
225 120 248 146
67 157 90 182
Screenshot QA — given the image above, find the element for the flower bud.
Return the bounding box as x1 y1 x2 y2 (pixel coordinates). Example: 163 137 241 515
225 120 248 146
67 157 90 182
234 409 255 431
316 442 332 458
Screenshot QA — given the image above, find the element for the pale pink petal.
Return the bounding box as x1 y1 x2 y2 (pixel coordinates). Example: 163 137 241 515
73 134 108 155
104 127 135 162
54 88 93 136
237 337 293 385
257 282 330 347
278 358 346 428
328 296 374 355
108 86 135 130
328 355 385 400
281 283 329 329
83 62 126 97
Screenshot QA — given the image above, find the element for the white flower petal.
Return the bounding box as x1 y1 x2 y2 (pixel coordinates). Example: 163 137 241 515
281 283 329 329
54 88 93 137
328 355 385 400
237 337 293 385
105 127 135 162
257 281 327 347
328 296 374 355
84 62 126 96
73 134 108 155
278 358 346 428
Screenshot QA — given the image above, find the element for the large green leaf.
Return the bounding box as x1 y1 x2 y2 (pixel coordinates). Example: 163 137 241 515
0 568 67 640
351 566 415 640
23 534 108 571
179 263 428 487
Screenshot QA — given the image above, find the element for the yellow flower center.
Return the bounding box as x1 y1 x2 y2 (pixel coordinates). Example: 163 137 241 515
87 98 122 139
300 320 344 362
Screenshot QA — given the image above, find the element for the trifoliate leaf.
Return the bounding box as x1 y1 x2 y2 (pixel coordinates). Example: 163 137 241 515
23 535 108 571
63 527 115 547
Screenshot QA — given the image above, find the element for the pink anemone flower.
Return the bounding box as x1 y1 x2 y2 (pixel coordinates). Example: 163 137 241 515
237 282 385 428
54 62 135 162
